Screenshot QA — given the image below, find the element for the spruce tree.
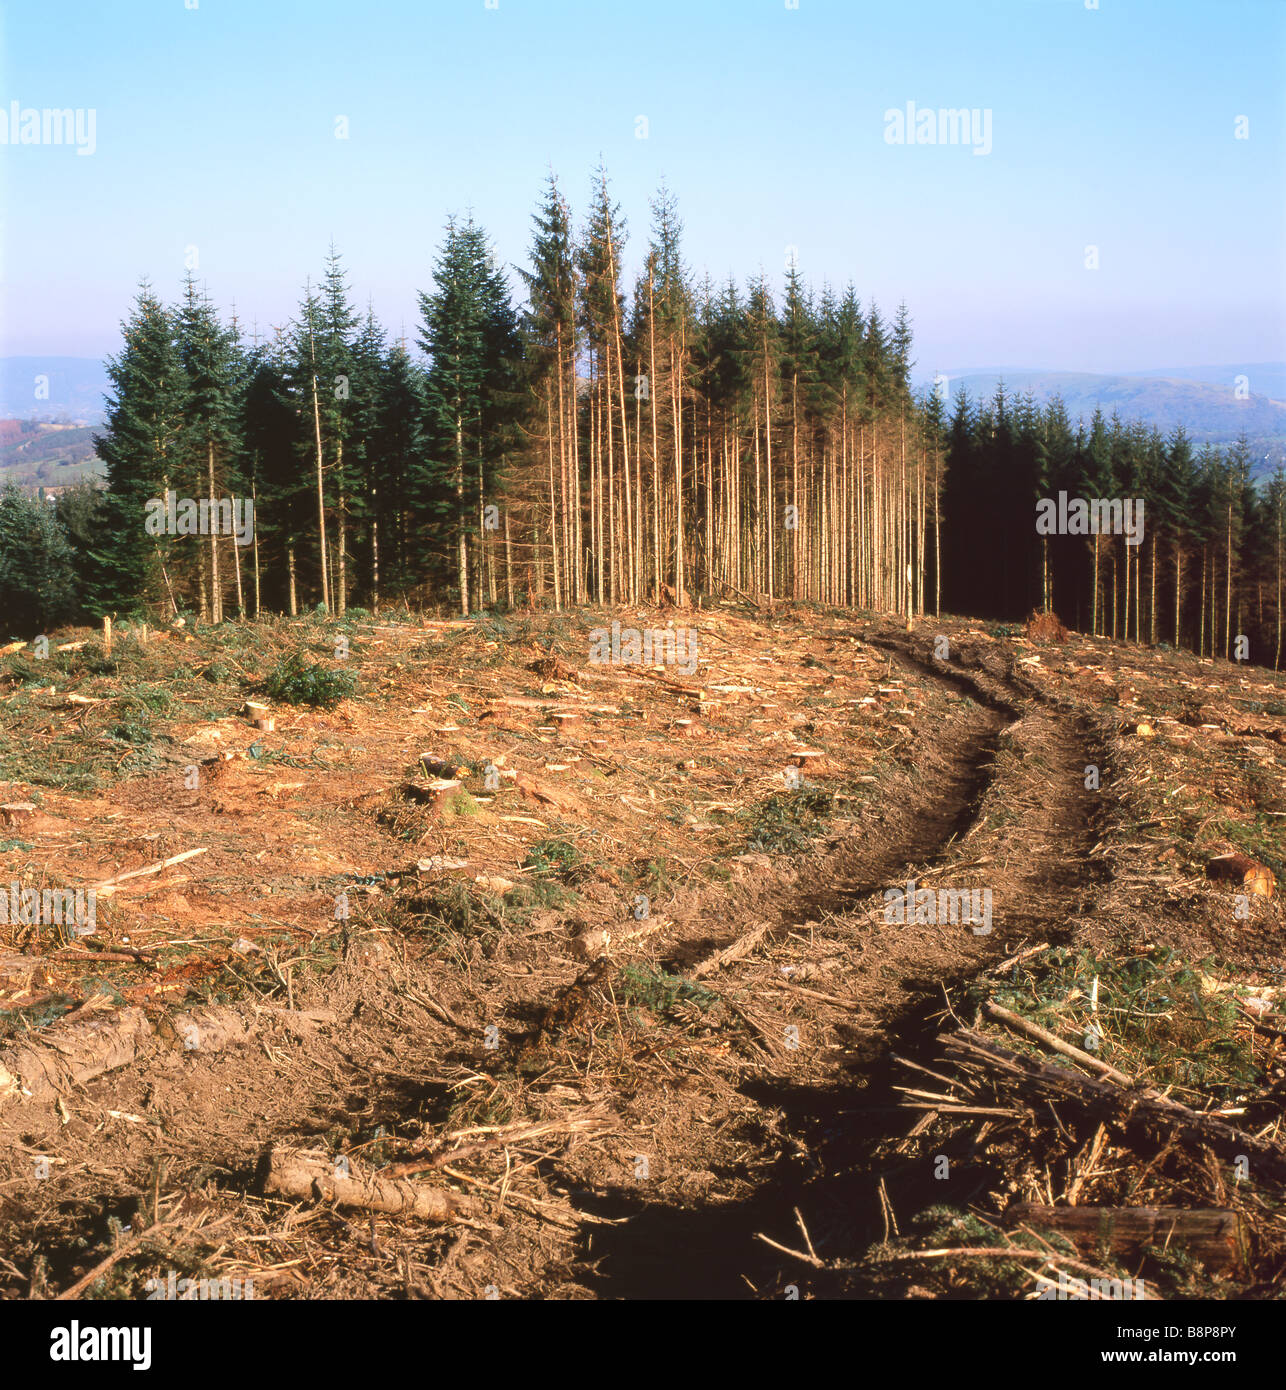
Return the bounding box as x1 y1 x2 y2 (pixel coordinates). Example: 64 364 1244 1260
419 215 520 614
92 281 187 616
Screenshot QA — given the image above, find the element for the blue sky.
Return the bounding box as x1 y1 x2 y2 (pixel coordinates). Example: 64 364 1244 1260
1 0 1283 377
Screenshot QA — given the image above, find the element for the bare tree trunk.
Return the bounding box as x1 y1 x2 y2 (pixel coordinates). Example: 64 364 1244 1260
546 389 561 610
207 441 221 623
371 484 380 617
336 451 347 618
649 279 661 600
309 331 330 612
251 480 261 619
504 510 514 608
1225 500 1234 660
456 415 469 616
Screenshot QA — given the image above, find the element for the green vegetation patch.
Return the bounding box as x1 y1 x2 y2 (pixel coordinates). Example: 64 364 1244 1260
261 652 356 709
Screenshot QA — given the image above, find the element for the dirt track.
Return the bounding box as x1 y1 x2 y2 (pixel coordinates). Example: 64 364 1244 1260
574 631 1109 1297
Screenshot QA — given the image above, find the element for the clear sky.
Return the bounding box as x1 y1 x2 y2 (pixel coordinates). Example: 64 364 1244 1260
1 0 1283 377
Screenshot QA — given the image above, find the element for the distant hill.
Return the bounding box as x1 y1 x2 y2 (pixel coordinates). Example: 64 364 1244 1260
0 357 110 424
0 420 102 488
5 356 1284 482
915 364 1286 479
1131 362 1286 401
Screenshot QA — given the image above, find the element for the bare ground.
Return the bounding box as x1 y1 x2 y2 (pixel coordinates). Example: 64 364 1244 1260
0 606 1282 1300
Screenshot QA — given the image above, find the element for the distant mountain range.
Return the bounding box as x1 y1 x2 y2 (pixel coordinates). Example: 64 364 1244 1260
2 357 1283 483
0 356 112 424
915 362 1286 478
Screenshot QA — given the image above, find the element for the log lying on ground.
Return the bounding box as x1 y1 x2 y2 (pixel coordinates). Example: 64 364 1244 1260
1005 1204 1248 1274
0 1007 152 1104
261 1145 468 1222
692 921 773 978
943 1028 1286 1186
0 1001 262 1108
0 951 47 990
155 1005 255 1053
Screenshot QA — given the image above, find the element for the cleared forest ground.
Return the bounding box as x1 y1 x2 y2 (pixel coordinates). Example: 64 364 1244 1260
0 602 1283 1300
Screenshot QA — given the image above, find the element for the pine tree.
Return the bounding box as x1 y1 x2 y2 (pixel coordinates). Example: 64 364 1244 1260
371 338 426 609
419 215 520 614
175 274 244 621
0 485 79 635
92 281 187 616
518 174 577 609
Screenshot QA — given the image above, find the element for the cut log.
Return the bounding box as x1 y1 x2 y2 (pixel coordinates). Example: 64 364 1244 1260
1005 1204 1248 1274
572 915 665 960
0 951 44 984
0 1007 152 1106
261 1145 467 1222
1206 852 1275 898
414 856 470 872
0 802 37 827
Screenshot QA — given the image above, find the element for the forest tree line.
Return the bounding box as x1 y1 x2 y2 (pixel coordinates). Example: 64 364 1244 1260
1 166 1283 668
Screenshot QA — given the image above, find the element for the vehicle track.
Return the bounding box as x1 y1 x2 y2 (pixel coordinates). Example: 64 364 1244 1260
572 629 1109 1298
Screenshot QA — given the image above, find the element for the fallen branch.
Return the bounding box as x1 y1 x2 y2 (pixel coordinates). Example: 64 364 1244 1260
944 1028 1286 1186
888 1245 1158 1296
692 921 772 979
54 1219 182 1301
93 847 209 897
983 1001 1134 1085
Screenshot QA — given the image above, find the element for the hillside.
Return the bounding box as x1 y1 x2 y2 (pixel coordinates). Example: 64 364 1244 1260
0 419 101 488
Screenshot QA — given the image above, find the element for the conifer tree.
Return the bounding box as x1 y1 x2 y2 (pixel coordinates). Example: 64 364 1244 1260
419 215 520 614
93 281 187 616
